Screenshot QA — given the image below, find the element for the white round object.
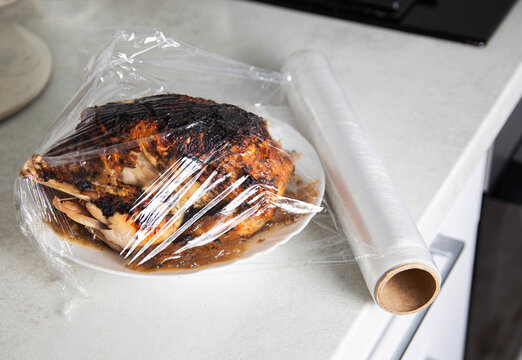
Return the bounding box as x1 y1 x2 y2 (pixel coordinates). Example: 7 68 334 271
41 118 326 277
0 0 18 10
0 22 52 120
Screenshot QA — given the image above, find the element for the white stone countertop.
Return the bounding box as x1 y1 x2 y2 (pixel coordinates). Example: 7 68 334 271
1 0 522 359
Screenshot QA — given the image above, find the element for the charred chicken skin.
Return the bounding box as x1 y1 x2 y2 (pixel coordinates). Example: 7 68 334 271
21 94 295 265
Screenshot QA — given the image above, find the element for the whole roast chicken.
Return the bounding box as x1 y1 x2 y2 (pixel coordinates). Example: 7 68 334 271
21 94 296 267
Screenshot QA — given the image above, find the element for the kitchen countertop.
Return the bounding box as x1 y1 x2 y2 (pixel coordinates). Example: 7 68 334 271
1 0 522 359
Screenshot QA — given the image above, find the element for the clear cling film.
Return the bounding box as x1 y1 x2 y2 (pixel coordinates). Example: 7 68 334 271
14 29 437 316
17 92 323 273
15 29 361 291
283 51 441 314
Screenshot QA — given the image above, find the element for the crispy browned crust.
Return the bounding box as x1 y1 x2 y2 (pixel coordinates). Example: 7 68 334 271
22 94 294 224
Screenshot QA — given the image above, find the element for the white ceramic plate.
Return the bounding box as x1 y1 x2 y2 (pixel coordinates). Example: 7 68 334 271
41 119 325 277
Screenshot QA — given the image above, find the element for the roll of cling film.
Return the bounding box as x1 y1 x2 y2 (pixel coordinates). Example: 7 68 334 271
282 51 440 314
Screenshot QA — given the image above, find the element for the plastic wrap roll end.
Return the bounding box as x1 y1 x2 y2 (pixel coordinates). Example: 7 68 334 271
375 263 441 315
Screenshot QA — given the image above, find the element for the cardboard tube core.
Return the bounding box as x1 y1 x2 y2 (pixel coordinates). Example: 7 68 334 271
376 264 440 315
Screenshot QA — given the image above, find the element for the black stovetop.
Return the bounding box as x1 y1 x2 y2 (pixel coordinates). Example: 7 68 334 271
250 0 517 46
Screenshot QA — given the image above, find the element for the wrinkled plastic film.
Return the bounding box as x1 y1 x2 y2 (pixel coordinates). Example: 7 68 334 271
17 92 324 273
282 51 440 314
15 30 362 294
16 30 433 317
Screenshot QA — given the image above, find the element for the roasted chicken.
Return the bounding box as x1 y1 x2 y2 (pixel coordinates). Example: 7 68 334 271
21 94 296 266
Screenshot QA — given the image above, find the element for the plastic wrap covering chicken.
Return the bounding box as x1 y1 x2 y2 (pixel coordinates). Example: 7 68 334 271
21 94 317 271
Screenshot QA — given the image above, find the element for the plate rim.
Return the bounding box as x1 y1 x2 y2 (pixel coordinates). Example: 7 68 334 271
37 117 326 277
